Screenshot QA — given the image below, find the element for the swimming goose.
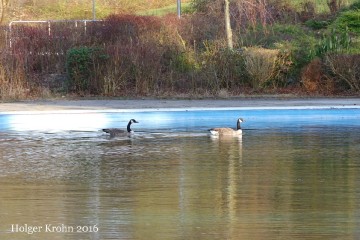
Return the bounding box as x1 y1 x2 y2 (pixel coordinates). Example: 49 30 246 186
103 119 139 137
209 118 244 136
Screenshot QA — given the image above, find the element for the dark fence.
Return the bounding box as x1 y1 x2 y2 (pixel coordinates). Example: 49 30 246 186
7 20 104 53
3 20 108 74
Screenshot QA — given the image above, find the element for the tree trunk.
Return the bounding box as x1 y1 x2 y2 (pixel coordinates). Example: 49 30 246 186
0 0 9 24
224 0 233 50
0 0 5 23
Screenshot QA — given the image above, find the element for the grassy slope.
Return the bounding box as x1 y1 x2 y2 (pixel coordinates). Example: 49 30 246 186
6 0 192 21
286 0 357 13
138 2 191 16
8 0 357 20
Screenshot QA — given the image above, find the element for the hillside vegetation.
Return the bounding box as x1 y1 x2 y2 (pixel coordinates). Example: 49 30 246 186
0 0 359 100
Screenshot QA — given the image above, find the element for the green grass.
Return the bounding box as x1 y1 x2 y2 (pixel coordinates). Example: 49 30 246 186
137 2 191 16
288 0 358 13
5 0 192 22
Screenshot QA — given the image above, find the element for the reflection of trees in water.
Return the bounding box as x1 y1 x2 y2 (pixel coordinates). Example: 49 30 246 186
0 133 138 181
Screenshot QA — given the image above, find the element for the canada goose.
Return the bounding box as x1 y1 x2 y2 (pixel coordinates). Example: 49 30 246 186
209 118 244 136
102 119 139 137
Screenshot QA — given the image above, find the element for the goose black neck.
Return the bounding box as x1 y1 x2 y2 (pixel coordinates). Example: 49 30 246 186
127 121 132 132
237 121 241 130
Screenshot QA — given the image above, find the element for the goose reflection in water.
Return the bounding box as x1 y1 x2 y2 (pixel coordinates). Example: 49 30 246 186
210 134 243 237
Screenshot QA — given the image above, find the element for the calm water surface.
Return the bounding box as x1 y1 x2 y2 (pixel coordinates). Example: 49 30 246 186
0 109 360 239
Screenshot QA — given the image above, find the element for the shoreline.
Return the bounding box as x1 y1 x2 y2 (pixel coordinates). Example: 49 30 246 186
0 97 360 113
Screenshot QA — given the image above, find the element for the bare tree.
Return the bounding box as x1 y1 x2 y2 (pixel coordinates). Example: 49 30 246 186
224 0 270 50
0 0 10 23
224 0 233 49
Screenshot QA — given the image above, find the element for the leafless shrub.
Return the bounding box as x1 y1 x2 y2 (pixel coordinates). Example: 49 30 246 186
234 0 271 30
327 0 344 14
299 1 316 22
266 0 299 24
325 54 360 92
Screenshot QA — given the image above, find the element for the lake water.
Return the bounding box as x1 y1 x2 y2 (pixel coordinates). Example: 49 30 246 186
0 108 360 239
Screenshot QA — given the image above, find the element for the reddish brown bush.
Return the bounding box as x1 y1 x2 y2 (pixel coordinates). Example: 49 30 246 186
97 14 163 45
301 58 335 94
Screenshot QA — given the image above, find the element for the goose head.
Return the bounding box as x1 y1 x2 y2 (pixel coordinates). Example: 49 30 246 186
237 118 244 130
130 119 139 124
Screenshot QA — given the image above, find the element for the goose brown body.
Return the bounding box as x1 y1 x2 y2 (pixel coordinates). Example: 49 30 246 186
210 127 241 136
102 128 127 137
103 119 138 137
209 118 244 136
